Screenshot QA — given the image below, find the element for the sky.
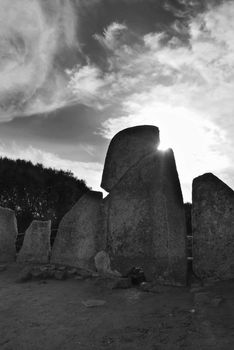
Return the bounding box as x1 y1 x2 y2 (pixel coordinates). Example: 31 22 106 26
0 0 234 201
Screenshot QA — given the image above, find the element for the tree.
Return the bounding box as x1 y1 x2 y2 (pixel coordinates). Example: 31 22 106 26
0 157 90 235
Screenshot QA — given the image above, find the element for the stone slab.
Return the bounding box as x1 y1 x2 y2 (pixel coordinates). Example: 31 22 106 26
17 220 51 264
102 149 187 285
101 125 160 192
0 206 17 263
51 191 104 269
192 173 234 280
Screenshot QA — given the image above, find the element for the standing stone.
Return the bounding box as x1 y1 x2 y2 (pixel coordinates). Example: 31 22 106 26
192 173 234 281
94 250 121 276
94 251 111 274
102 126 187 285
101 125 160 192
17 220 51 264
51 191 104 269
0 207 17 262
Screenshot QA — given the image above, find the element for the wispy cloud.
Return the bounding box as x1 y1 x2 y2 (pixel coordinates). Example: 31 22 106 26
0 0 212 121
0 0 79 120
68 0 234 200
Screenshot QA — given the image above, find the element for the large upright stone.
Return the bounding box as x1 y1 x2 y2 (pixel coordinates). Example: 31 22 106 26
103 147 187 285
192 173 234 281
101 125 160 192
0 207 17 262
17 220 51 264
51 191 104 269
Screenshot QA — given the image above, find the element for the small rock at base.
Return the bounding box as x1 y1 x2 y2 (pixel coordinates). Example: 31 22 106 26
82 299 106 308
77 268 93 279
54 270 67 280
140 282 152 292
30 265 49 279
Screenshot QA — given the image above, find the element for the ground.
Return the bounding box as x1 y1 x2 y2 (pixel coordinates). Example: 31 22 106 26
1 264 234 350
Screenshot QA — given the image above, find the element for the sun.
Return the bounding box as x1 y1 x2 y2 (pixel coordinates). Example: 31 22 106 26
157 130 171 151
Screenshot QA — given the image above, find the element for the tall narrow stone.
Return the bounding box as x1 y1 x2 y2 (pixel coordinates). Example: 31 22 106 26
0 207 17 262
102 126 187 285
101 125 160 192
192 173 234 280
51 191 104 269
17 220 51 264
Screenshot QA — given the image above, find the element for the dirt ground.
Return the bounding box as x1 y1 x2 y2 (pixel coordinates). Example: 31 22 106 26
1 264 234 350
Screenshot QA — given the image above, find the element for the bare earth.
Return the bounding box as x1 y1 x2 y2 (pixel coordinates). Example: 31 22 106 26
1 264 234 350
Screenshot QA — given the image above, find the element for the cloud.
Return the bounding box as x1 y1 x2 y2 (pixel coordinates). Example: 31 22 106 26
0 0 79 120
72 0 234 200
67 65 108 109
0 0 210 121
0 142 103 191
94 22 128 51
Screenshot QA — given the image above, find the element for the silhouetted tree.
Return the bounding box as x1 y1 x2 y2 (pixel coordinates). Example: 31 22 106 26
0 157 90 234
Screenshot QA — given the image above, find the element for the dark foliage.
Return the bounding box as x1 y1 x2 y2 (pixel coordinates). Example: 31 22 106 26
0 157 90 234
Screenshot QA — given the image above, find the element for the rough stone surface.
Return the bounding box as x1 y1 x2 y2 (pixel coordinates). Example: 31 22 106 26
192 173 234 281
94 251 121 276
101 125 160 192
17 220 51 264
94 251 111 273
0 206 17 262
102 149 187 285
51 191 104 269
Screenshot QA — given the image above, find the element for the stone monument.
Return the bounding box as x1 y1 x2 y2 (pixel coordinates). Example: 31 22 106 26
51 191 104 269
0 206 17 262
192 173 234 280
101 125 187 285
17 220 51 264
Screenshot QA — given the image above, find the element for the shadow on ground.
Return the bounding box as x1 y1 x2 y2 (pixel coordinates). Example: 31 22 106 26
0 264 234 350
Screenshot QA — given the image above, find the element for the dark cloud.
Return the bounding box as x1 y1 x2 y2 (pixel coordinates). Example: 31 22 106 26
0 0 217 120
76 0 190 67
0 104 109 163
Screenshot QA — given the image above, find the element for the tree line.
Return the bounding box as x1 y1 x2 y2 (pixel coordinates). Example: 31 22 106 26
0 156 192 245
0 157 90 234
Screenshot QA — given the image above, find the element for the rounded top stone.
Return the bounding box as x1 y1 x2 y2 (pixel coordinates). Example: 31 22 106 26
101 125 160 192
193 173 234 201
